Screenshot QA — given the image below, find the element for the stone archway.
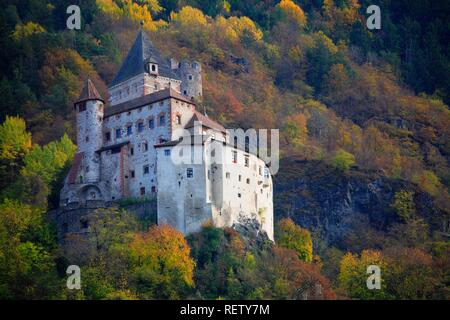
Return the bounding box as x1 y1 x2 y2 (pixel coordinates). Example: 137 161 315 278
79 184 103 202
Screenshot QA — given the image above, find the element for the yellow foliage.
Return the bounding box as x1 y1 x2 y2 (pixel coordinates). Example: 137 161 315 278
171 6 207 28
277 0 307 27
11 22 45 41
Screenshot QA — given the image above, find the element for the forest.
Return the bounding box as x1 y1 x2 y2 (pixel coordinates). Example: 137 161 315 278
0 0 448 299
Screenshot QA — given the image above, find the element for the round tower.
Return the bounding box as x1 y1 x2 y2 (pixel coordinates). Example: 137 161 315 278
74 79 104 184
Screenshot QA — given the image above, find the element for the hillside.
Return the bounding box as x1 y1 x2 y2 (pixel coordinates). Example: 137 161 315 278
0 0 448 299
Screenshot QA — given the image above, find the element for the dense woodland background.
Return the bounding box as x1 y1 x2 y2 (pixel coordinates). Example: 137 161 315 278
0 0 449 299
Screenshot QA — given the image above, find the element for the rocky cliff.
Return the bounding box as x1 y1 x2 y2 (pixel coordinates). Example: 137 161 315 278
274 158 446 250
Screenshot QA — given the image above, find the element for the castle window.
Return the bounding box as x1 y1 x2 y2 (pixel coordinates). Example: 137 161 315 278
151 64 156 72
151 186 156 193
208 170 211 180
130 170 135 178
226 172 230 179
176 115 181 125
238 175 241 182
140 187 145 195
259 166 262 175
159 114 166 126
130 147 134 156
86 166 89 172
127 125 132 136
238 193 241 198
245 136 250 153
143 165 149 174
188 75 193 80
233 136 238 149
149 118 155 129
85 136 89 142
137 122 144 133
164 149 171 156
142 142 148 152
186 168 194 179
244 156 249 167
80 219 89 229
232 151 237 164
78 102 86 112
79 176 83 183
115 128 122 139
183 90 187 95
246 178 250 184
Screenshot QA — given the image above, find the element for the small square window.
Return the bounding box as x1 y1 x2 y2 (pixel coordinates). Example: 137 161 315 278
85 136 89 142
143 165 149 174
105 132 111 142
226 172 230 179
246 178 250 184
159 114 166 126
127 125 132 136
115 128 122 139
164 149 171 156
186 168 194 178
149 118 155 129
137 122 144 132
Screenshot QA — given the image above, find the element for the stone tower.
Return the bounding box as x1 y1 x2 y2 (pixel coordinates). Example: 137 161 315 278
170 58 203 102
74 79 104 184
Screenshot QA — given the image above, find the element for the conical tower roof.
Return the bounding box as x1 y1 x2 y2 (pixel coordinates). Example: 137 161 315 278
76 79 104 103
109 30 180 87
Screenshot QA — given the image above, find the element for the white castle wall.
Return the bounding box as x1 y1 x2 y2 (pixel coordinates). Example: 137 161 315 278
156 135 274 240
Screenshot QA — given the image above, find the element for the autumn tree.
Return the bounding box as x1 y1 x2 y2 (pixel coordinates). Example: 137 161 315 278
129 224 195 299
0 116 32 191
275 218 313 262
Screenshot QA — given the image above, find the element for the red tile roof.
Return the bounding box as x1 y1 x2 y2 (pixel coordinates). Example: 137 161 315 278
185 110 226 133
67 152 83 184
76 79 104 104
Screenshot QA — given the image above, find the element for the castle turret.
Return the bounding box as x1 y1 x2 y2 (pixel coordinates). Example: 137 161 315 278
74 79 104 184
170 59 203 102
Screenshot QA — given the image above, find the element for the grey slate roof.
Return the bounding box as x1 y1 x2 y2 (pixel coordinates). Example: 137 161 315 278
109 30 181 87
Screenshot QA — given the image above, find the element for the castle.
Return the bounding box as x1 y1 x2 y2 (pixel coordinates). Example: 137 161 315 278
60 30 274 240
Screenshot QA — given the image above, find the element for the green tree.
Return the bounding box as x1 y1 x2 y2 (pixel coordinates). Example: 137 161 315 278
330 149 355 171
275 218 313 262
0 116 32 191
